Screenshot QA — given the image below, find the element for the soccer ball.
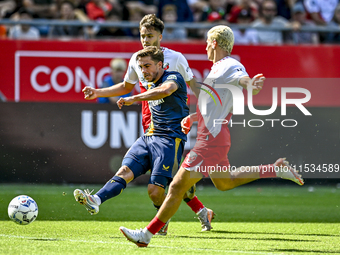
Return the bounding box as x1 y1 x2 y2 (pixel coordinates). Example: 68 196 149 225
8 195 38 225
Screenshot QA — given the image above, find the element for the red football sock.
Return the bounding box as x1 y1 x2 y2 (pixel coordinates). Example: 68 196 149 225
146 217 166 235
259 164 277 178
186 196 204 214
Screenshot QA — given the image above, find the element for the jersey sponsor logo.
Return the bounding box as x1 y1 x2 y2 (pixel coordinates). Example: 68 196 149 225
167 74 177 80
149 98 164 107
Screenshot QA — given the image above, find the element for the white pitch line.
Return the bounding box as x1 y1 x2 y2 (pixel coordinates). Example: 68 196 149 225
0 234 283 255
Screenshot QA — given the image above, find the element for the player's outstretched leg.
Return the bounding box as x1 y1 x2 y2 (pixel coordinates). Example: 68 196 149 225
120 227 151 247
274 158 304 185
74 175 128 215
73 189 100 215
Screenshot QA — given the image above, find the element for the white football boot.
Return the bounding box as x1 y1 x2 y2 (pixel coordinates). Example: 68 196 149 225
274 158 304 185
197 207 215 231
119 227 150 247
73 189 99 215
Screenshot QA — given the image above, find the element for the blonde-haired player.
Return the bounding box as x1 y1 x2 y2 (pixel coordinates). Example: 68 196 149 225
119 25 304 247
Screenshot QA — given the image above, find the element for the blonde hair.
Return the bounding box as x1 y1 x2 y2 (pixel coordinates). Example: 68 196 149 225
207 25 234 55
110 58 127 71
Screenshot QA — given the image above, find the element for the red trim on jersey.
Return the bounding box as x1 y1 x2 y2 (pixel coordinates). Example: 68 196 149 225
212 56 229 68
139 82 151 132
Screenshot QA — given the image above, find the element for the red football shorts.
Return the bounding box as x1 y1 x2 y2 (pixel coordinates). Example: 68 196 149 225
181 140 231 177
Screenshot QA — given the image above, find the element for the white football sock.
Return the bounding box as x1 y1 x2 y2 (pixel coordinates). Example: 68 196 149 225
143 227 154 240
93 195 102 205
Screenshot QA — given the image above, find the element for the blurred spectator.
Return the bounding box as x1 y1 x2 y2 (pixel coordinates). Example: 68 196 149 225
200 0 227 23
228 0 258 23
0 0 16 17
275 0 295 20
0 1 16 38
0 24 6 39
8 8 40 39
326 4 340 43
187 0 209 22
98 58 131 104
226 0 238 13
72 0 88 15
22 0 57 19
252 0 289 45
161 4 187 41
158 0 194 22
287 2 319 44
124 0 157 16
304 0 338 25
95 8 127 38
233 9 259 44
49 0 88 39
123 6 144 38
194 0 227 38
86 0 112 21
114 0 130 20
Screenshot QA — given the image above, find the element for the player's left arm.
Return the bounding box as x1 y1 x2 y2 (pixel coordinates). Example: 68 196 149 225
188 78 200 98
176 53 199 97
239 74 266 95
117 81 178 109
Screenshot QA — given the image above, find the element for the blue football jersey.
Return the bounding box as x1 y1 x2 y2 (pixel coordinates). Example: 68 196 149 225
145 71 189 141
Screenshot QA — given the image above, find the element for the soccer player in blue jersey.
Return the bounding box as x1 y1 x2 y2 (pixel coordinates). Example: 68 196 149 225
74 46 214 234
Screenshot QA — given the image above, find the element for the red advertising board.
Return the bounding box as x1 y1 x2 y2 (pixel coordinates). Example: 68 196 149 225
0 39 340 106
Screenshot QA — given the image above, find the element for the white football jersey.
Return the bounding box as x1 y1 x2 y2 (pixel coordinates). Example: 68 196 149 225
124 47 194 90
197 56 248 137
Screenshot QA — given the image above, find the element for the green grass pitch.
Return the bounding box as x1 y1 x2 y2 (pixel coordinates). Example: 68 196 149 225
1 183 340 254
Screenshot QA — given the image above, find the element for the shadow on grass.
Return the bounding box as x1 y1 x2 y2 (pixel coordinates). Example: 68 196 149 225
172 234 317 242
274 249 340 254
213 230 340 237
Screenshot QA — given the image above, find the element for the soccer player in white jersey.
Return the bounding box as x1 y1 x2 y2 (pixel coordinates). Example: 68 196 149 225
76 14 214 235
119 25 305 247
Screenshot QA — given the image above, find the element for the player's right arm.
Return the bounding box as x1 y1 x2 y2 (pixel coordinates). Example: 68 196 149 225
239 74 265 95
82 81 136 100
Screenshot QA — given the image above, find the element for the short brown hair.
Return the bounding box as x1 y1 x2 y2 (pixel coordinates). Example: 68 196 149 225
139 14 164 34
136 46 164 65
162 4 177 14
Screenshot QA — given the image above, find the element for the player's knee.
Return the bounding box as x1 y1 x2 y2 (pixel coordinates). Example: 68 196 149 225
116 166 134 183
168 180 186 197
148 186 165 205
